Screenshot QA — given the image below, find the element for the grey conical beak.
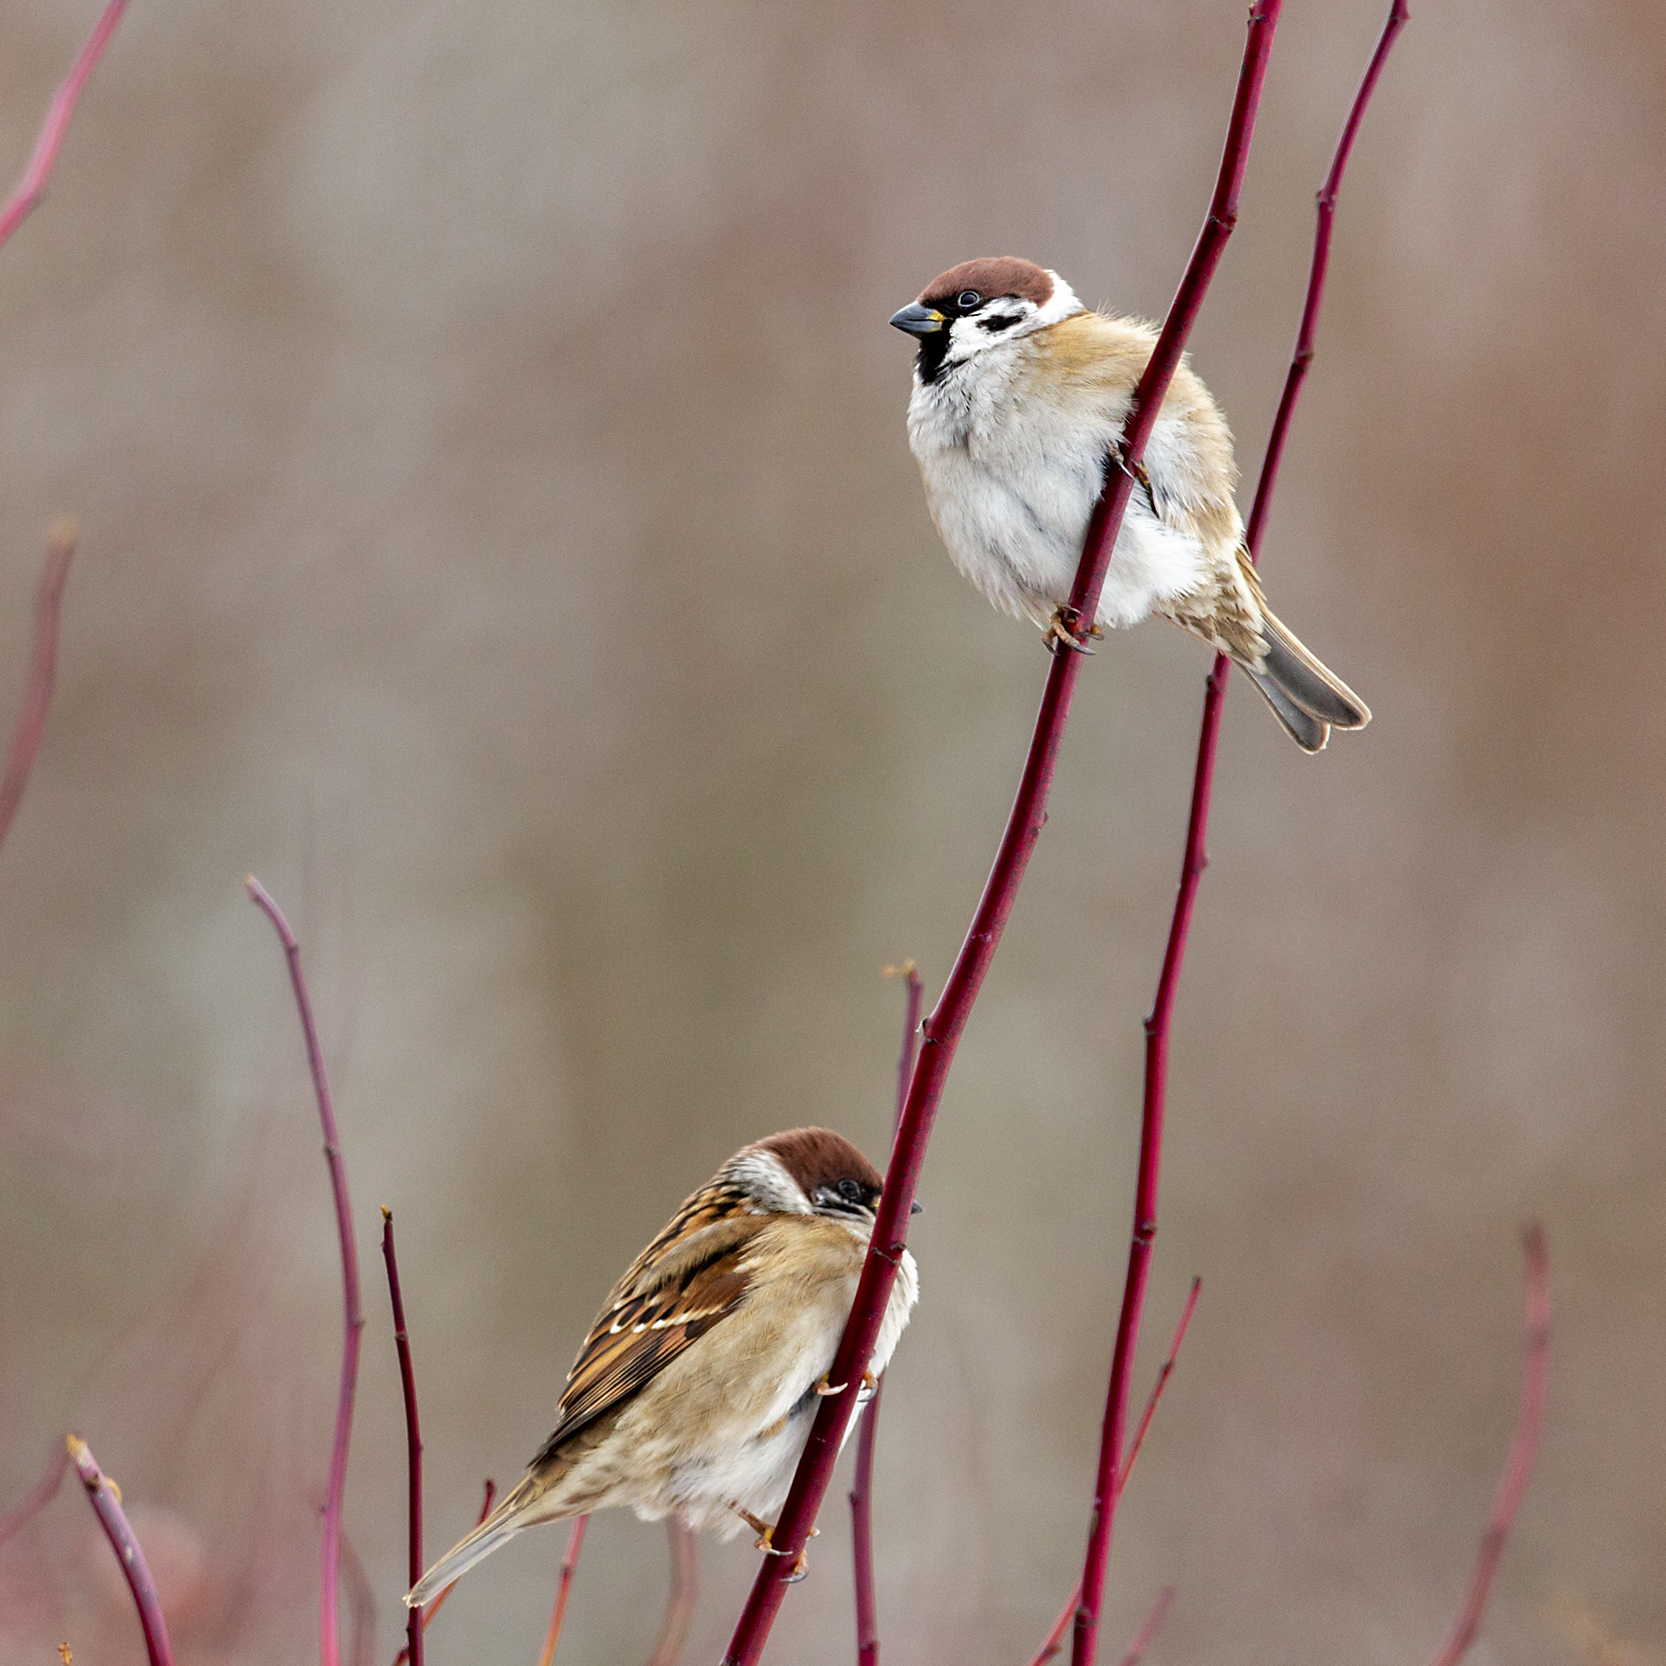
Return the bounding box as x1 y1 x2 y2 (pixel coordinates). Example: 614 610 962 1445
889 302 946 336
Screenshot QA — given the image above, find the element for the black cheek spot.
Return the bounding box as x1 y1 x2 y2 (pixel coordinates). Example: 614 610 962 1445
979 313 1022 333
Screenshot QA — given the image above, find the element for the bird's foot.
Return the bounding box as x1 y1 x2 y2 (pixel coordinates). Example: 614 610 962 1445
814 1373 847 1397
856 1371 879 1404
1107 440 1157 513
1044 608 1101 656
737 1508 815 1578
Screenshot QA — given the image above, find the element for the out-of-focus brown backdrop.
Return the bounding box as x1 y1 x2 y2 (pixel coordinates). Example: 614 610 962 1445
0 0 1661 1660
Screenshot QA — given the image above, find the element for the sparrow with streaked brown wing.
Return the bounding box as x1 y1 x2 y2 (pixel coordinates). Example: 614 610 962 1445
407 1128 918 1605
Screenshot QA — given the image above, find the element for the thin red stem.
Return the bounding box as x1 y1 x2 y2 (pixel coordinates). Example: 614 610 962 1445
1023 1280 1198 1666
340 1530 377 1666
1117 1277 1201 1497
1026 1584 1173 1666
535 1514 588 1666
1026 1588 1081 1666
645 1520 699 1666
1243 0 1410 559
849 962 923 1666
1072 7 1405 1662
381 1208 424 1666
247 878 363 1666
721 9 1285 1659
399 1481 495 1659
1423 1226 1551 1666
66 1436 174 1666
1115 1588 1174 1666
886 962 925 1136
0 0 128 251
0 1441 69 1549
0 521 75 855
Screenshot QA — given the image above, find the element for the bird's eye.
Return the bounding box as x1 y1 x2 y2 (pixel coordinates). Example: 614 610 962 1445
837 1178 863 1204
956 289 981 310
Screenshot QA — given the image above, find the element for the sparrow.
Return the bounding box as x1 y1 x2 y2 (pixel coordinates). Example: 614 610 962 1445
891 257 1370 752
406 1127 918 1605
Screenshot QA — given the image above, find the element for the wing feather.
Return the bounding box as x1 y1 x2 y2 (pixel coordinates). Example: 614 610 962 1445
531 1185 766 1466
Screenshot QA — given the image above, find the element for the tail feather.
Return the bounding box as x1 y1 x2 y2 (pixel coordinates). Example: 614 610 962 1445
1257 608 1371 732
406 1476 545 1608
1246 668 1330 753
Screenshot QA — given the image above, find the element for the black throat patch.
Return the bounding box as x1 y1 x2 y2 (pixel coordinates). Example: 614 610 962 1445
915 329 954 385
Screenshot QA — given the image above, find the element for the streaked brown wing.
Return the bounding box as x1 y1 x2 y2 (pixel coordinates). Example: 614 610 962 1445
530 1187 766 1466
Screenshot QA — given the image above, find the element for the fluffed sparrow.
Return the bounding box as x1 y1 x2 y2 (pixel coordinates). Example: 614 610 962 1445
891 257 1370 752
406 1127 918 1605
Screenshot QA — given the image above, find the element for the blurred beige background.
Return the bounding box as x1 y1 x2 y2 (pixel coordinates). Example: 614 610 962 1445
0 0 1661 1660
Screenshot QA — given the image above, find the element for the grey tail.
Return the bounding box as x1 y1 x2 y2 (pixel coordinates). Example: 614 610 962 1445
405 1475 544 1608
1244 608 1371 754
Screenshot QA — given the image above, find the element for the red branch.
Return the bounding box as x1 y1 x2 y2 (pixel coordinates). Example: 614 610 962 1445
719 7 1285 1655
1072 7 1404 1663
534 1515 588 1666
381 1208 424 1666
340 1530 377 1666
1027 1587 1080 1666
1028 1585 1173 1666
246 878 363 1666
66 1435 174 1666
1423 1226 1551 1666
1023 1280 1199 1666
0 521 75 855
1243 0 1410 558
1119 1277 1201 1495
0 0 129 251
849 961 922 1666
1115 1588 1174 1666
0 1440 69 1549
398 1481 495 1661
645 1520 699 1666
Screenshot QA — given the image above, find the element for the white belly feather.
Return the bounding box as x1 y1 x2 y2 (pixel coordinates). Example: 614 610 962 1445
906 356 1208 631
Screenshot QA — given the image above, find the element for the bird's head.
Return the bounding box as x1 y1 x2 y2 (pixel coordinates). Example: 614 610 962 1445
723 1127 919 1225
890 257 1083 382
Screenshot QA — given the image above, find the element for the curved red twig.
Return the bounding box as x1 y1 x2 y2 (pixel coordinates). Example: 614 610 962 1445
247 878 363 1666
67 1435 174 1666
1423 1226 1550 1666
382 1208 425 1666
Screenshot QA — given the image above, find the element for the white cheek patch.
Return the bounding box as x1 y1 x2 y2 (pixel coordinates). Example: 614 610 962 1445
1031 273 1084 327
944 316 989 364
724 1149 811 1215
